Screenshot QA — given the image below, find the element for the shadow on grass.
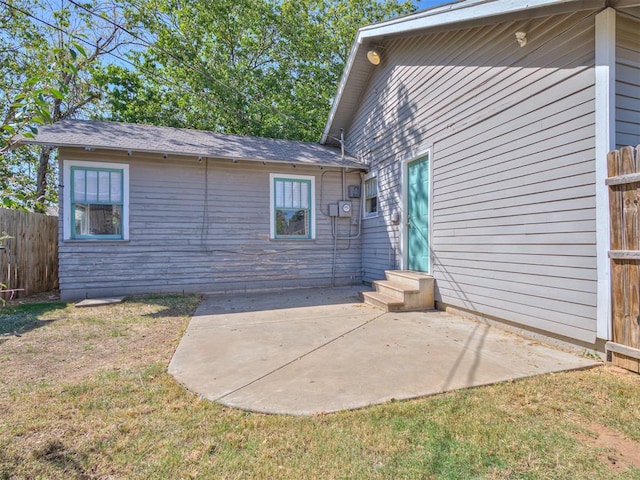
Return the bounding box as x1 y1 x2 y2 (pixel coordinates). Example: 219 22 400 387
31 438 91 479
123 293 203 320
0 301 67 337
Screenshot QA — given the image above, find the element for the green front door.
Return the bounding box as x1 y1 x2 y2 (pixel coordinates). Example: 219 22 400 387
407 155 430 272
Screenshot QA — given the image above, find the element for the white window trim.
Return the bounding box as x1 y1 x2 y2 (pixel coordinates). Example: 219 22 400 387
362 171 379 220
63 159 130 241
269 173 316 240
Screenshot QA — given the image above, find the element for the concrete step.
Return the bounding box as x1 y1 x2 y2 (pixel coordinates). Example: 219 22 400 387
362 271 435 312
372 280 418 301
385 270 434 291
361 291 404 312
385 271 435 310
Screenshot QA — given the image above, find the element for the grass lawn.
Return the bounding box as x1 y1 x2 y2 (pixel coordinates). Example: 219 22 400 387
1 294 640 479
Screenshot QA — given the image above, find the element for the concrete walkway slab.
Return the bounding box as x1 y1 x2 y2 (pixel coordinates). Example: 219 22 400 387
168 287 600 415
75 297 125 307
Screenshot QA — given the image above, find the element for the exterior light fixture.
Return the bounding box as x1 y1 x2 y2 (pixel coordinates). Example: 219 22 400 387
515 31 527 47
367 49 381 65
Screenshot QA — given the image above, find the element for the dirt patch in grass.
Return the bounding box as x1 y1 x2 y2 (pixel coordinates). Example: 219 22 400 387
573 366 640 473
0 294 201 392
578 423 640 473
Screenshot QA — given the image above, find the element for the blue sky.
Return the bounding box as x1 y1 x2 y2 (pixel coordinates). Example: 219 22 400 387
414 0 451 10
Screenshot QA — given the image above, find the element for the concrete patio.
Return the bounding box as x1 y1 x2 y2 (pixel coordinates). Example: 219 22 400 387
168 286 600 415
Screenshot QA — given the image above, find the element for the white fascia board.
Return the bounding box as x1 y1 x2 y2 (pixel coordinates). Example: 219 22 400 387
595 8 616 340
358 0 584 38
321 35 363 144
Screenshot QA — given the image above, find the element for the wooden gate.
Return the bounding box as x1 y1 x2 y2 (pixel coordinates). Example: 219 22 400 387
607 145 640 373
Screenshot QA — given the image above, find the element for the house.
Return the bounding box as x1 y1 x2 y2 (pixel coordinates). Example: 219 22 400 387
27 120 367 300
25 0 639 350
320 0 640 348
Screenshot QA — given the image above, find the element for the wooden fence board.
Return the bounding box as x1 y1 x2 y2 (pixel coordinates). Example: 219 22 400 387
607 145 640 373
0 209 58 300
605 172 640 186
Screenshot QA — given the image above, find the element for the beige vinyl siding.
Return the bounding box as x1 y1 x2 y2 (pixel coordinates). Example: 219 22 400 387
346 11 598 343
616 11 640 147
58 148 363 300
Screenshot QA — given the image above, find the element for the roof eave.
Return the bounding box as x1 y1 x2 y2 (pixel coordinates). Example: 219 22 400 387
20 138 365 170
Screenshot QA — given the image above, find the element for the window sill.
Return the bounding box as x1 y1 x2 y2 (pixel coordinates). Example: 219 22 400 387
269 238 317 242
63 239 130 244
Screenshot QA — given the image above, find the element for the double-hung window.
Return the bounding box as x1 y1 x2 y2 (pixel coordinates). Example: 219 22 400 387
270 174 315 239
64 160 129 240
363 172 378 219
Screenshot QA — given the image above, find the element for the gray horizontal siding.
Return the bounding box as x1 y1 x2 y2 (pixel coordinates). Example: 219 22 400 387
616 12 640 147
58 148 363 299
346 10 599 343
362 218 400 282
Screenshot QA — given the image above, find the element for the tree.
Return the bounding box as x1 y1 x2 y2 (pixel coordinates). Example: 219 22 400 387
0 0 126 212
0 145 57 210
1 0 414 211
98 0 415 142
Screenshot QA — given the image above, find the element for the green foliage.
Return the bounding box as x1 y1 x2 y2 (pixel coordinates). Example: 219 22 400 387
98 0 415 141
0 1 95 152
2 0 413 212
0 145 58 211
0 0 125 212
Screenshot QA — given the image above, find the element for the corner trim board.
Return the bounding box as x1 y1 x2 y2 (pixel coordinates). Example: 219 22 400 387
595 7 616 340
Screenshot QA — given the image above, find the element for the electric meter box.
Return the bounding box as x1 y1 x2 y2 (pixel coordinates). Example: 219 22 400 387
338 201 353 217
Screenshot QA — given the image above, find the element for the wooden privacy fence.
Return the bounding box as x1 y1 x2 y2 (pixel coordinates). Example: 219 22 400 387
0 208 58 300
606 145 640 373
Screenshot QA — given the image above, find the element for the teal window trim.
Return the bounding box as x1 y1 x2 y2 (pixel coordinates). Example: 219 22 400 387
272 176 313 240
70 166 124 240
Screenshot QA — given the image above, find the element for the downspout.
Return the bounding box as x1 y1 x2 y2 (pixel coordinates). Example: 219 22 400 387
341 128 347 201
331 171 365 287
342 167 347 201
330 128 363 286
332 216 338 288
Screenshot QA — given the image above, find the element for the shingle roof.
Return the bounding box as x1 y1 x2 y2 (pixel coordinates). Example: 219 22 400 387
22 119 365 169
